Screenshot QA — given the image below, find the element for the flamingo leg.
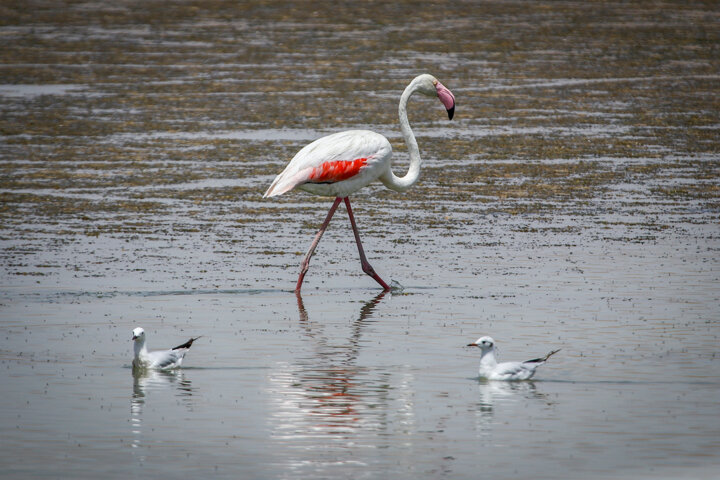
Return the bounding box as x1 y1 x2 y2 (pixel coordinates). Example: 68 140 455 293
296 196 342 292
343 197 391 291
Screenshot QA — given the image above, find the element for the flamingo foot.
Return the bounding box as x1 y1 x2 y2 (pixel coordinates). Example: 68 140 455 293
360 261 391 291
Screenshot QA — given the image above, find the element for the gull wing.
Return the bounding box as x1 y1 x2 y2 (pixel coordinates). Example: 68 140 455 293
172 336 201 350
147 349 185 369
493 361 535 378
523 349 561 364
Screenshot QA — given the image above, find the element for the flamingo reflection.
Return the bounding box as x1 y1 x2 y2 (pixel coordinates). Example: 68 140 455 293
267 291 400 441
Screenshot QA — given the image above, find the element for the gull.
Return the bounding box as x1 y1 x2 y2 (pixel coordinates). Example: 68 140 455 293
132 327 201 370
467 336 560 381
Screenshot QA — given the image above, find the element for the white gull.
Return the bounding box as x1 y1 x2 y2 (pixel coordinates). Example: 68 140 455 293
467 336 560 381
132 327 200 370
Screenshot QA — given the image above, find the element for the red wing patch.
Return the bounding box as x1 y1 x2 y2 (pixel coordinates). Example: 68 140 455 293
308 158 368 183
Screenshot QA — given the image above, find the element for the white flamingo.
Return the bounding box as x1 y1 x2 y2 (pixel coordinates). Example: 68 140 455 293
264 74 456 292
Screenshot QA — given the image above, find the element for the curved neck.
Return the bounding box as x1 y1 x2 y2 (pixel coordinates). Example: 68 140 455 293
381 81 422 192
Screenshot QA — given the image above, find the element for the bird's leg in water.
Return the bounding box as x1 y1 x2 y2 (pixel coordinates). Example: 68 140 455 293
344 197 391 291
296 196 342 292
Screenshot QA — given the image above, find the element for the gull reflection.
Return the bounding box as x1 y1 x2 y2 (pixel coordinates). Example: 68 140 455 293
474 380 550 439
130 368 195 454
267 291 392 443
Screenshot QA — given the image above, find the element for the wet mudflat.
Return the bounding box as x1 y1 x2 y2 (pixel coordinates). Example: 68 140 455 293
1 1 719 479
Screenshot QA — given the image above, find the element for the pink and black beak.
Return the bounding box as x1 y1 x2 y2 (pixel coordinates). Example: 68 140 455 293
132 333 139 340
467 342 478 347
435 80 456 120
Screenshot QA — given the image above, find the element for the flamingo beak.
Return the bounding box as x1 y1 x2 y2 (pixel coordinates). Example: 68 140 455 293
435 81 456 120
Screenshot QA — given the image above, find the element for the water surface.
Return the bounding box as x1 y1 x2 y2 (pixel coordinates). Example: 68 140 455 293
1 1 719 479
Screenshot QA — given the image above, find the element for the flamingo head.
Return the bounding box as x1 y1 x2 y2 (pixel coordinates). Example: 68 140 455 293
413 74 456 120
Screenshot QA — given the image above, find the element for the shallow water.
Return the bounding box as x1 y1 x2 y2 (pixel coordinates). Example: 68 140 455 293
1 1 719 479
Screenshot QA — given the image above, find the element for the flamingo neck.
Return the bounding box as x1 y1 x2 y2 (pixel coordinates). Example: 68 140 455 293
380 80 422 192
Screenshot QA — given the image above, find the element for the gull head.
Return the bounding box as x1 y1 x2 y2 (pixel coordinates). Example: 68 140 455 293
467 336 495 352
132 327 145 342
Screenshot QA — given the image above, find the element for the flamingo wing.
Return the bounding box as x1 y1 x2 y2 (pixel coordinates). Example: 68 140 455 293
263 130 391 198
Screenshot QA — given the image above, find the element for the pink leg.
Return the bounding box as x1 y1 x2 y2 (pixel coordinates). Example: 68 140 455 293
343 197 391 291
296 197 342 292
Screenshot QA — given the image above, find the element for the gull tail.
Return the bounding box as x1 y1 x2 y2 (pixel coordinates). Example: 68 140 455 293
524 349 561 364
172 336 202 350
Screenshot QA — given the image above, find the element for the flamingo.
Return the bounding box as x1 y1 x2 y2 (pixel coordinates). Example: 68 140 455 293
264 74 456 292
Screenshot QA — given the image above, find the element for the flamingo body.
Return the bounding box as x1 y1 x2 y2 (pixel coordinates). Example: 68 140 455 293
264 74 456 291
264 130 392 198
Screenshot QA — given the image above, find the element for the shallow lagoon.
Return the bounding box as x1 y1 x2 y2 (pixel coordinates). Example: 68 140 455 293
1 1 719 478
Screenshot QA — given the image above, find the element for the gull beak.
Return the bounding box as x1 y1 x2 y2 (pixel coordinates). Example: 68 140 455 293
132 335 138 341
466 343 477 347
